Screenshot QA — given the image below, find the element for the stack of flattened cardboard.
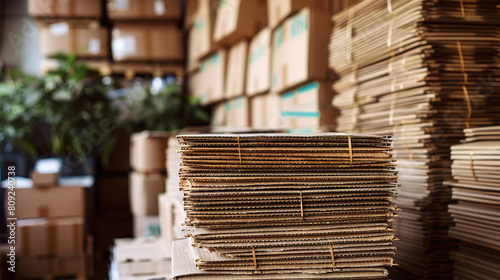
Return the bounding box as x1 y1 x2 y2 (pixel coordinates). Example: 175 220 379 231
172 133 399 279
444 126 500 280
328 0 500 278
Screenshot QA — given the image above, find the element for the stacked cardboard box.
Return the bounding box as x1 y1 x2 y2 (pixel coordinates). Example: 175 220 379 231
328 0 500 278
108 0 184 77
28 0 110 73
445 126 500 280
129 131 169 238
14 186 87 279
172 133 399 279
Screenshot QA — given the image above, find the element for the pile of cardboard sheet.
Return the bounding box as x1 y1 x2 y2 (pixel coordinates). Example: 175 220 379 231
172 133 398 279
328 0 500 278
444 126 500 280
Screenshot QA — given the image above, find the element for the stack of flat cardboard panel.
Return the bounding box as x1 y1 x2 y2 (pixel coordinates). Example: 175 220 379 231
328 0 500 278
172 133 399 279
445 126 500 280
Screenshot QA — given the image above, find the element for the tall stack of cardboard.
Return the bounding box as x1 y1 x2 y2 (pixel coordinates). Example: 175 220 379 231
445 126 500 280
129 131 170 238
27 0 111 74
328 0 500 278
172 133 399 279
107 0 183 76
15 186 87 279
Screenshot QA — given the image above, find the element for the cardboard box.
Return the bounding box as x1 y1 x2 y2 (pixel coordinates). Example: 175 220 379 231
133 214 160 238
213 0 267 45
210 102 227 126
187 28 200 72
129 172 166 215
17 217 84 258
114 237 170 276
184 0 199 29
250 92 283 129
267 0 328 29
189 0 218 61
13 186 85 219
107 0 181 20
225 96 249 127
97 176 130 213
198 50 227 104
280 82 336 130
225 40 248 98
246 28 271 96
30 171 59 187
188 71 208 105
112 24 183 62
18 254 85 279
39 24 109 58
158 194 184 257
271 8 330 93
130 131 170 173
28 0 102 18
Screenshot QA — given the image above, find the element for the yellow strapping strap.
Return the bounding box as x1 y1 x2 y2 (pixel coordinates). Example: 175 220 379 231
463 85 471 129
329 244 336 269
347 136 353 165
457 41 468 84
470 152 478 181
459 0 465 19
457 41 471 128
252 247 258 272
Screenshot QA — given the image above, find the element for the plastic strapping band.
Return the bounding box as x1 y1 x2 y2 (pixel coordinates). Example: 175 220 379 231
463 85 471 128
237 135 242 164
347 136 353 165
387 0 393 13
299 191 304 221
457 41 468 84
329 244 336 269
252 247 258 272
459 0 465 18
470 152 478 181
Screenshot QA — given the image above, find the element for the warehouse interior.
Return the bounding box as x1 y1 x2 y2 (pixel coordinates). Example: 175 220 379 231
0 0 499 279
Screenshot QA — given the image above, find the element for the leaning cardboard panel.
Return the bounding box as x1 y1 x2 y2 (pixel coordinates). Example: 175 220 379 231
270 8 330 93
213 0 267 45
280 82 336 130
130 131 170 173
39 24 109 58
246 28 271 96
107 0 181 20
225 40 248 99
267 0 329 29
129 171 166 215
14 186 85 219
112 24 183 62
17 217 84 258
28 0 102 18
199 50 227 104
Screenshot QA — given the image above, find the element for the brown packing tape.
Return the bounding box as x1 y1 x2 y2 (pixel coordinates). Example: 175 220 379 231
329 244 336 269
73 222 80 255
48 223 56 256
469 152 478 182
21 226 29 256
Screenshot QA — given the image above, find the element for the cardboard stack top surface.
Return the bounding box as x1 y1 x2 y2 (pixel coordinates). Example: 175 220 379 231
328 0 500 278
173 133 398 279
445 126 500 280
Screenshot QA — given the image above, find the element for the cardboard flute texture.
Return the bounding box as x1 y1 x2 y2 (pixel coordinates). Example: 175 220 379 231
246 28 271 96
173 133 398 278
112 24 183 62
213 0 268 45
270 8 330 93
107 0 181 20
14 186 85 219
280 82 336 130
17 217 84 258
28 0 102 18
39 25 109 58
225 40 249 99
130 131 170 173
267 0 329 29
129 172 166 215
